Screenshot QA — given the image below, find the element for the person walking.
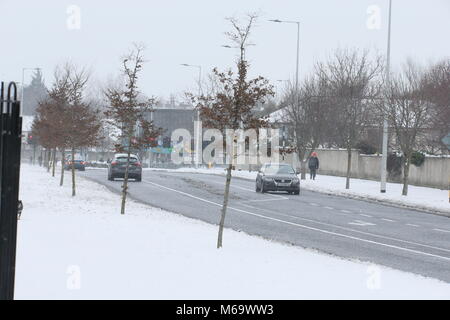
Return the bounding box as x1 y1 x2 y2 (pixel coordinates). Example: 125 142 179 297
308 152 319 180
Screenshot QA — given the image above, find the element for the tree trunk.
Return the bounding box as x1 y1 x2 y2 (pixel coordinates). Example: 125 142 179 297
300 158 307 180
71 147 76 197
46 149 51 172
296 147 307 180
120 151 132 215
33 144 36 165
402 155 411 196
346 146 352 189
60 150 65 186
52 149 56 177
256 129 260 169
217 163 233 249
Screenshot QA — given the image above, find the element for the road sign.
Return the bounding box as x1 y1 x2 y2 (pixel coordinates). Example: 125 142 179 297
442 133 450 150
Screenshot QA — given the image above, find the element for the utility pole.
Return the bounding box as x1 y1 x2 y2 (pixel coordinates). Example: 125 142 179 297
268 19 300 91
381 0 392 193
181 64 202 168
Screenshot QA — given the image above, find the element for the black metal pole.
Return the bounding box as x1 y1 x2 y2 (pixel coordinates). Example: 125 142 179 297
0 82 22 300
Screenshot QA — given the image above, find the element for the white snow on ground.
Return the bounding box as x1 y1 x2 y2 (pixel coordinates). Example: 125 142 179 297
15 165 450 299
145 167 450 215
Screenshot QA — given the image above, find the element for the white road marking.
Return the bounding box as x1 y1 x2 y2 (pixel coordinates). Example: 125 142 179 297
406 224 420 227
340 209 352 214
349 220 376 227
142 179 450 261
240 202 450 254
359 214 373 218
324 206 334 210
243 198 287 203
381 218 396 223
310 203 319 206
433 228 450 234
208 179 289 200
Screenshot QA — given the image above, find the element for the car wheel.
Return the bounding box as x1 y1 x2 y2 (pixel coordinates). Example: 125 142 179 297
261 184 266 193
294 190 300 195
136 176 142 182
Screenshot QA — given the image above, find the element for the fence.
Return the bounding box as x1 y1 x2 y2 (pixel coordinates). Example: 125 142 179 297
0 81 22 300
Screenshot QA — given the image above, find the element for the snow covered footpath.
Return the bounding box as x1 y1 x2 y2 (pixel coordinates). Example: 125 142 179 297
146 167 450 215
15 165 450 299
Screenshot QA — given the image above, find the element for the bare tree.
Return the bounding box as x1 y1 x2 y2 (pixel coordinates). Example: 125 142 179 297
32 98 62 175
421 59 450 154
381 61 433 195
193 15 274 248
49 66 71 186
33 63 101 196
316 49 383 189
32 68 70 182
56 64 102 197
281 76 333 179
104 44 162 215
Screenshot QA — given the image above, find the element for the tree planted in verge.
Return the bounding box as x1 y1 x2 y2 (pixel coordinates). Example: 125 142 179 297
104 44 162 215
32 66 71 181
281 76 333 179
61 63 102 196
421 59 450 154
381 61 432 196
316 49 383 189
193 15 274 248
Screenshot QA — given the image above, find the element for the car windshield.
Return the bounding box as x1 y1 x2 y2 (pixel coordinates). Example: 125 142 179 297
66 156 83 161
264 165 295 175
116 157 138 163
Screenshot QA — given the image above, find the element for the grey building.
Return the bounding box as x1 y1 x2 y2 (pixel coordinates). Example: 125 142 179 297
147 108 196 145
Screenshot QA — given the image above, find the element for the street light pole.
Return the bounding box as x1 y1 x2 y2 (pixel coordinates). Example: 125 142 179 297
269 19 301 172
381 0 392 193
269 19 300 91
295 22 300 90
181 64 202 168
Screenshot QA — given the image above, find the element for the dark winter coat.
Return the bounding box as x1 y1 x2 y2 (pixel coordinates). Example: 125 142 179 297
308 156 319 170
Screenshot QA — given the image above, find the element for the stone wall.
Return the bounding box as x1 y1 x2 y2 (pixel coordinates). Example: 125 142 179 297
236 148 450 190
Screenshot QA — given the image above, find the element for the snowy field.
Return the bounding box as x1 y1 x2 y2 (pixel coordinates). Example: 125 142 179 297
145 167 450 215
15 165 450 299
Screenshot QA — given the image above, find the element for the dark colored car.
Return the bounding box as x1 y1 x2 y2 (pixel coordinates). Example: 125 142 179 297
64 155 86 171
256 163 300 195
108 154 142 182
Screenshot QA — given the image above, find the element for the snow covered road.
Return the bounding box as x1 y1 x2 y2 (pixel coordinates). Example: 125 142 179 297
78 168 450 284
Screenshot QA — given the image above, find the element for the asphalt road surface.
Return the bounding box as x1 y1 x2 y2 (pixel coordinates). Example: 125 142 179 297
80 168 450 283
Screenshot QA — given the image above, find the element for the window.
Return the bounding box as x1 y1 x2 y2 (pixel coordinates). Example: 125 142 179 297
264 165 295 175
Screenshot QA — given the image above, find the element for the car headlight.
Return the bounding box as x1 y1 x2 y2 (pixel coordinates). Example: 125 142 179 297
263 177 273 182
292 178 300 183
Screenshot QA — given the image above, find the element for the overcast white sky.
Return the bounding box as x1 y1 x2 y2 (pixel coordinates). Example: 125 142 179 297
1 0 449 100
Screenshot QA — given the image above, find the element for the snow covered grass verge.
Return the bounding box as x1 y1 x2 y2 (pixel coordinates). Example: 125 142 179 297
16 165 450 299
145 167 450 216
